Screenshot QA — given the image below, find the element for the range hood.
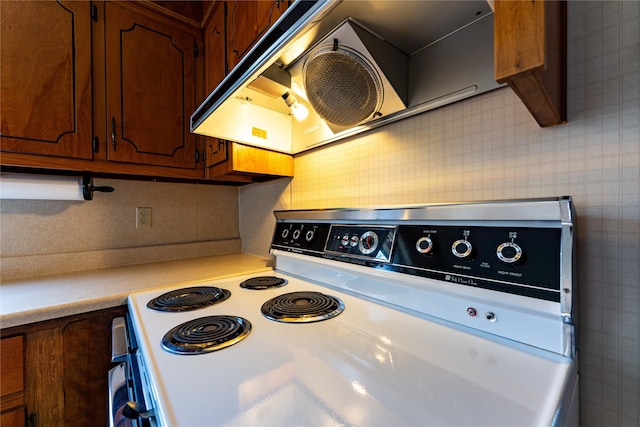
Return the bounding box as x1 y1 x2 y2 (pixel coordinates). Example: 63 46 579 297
191 0 503 154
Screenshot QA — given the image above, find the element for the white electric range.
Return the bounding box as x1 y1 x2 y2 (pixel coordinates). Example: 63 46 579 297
115 197 579 427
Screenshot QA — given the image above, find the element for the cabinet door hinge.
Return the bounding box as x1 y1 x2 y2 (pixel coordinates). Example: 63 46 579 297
111 117 117 151
92 136 99 153
91 4 98 22
27 412 37 427
194 42 199 58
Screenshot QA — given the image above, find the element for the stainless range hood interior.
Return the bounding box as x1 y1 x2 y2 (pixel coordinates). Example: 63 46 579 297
191 1 503 154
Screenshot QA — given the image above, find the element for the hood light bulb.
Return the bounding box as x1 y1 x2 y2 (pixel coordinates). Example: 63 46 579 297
282 92 308 121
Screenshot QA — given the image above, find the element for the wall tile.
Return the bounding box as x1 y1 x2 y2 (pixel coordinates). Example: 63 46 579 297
1 179 240 279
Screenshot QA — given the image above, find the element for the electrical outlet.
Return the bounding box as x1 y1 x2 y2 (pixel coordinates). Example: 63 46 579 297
136 207 152 228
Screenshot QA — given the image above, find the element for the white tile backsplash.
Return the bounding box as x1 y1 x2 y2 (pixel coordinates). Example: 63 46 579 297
1 179 240 280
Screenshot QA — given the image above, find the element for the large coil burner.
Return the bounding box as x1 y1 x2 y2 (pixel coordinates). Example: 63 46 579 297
161 315 252 355
146 286 231 312
261 291 345 323
240 276 288 290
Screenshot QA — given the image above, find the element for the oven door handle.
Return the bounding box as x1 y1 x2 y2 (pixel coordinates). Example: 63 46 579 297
108 363 133 427
122 401 155 421
111 316 128 363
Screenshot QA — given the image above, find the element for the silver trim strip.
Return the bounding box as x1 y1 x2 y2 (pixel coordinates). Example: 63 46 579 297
274 197 573 222
108 363 128 427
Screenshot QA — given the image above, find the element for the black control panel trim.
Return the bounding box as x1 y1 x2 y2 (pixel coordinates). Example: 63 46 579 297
325 225 396 263
271 221 563 303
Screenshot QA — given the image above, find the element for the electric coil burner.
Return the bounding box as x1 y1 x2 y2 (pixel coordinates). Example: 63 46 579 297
240 276 288 289
146 286 231 312
161 315 251 355
261 291 345 323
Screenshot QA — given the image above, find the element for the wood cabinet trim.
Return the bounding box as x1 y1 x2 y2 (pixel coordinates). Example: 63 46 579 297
113 0 204 35
494 0 567 127
1 153 205 180
206 142 293 182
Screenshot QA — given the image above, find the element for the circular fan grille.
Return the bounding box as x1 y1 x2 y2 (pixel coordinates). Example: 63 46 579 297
303 46 382 127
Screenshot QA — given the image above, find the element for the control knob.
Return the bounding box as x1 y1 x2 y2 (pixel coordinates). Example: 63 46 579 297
496 242 523 264
292 229 301 240
416 236 434 254
281 228 290 239
358 231 379 255
451 239 473 259
305 229 315 242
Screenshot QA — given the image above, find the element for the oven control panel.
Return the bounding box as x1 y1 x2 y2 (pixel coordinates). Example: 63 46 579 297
272 222 331 254
272 221 562 302
324 225 396 262
271 223 396 262
391 225 561 301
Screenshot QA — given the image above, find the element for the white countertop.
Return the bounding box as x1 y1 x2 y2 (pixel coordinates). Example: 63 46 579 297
0 253 273 329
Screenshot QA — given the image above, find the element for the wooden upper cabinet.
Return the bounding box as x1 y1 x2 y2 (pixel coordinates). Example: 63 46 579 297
494 0 567 127
0 1 93 159
226 0 288 70
103 2 197 169
204 2 226 94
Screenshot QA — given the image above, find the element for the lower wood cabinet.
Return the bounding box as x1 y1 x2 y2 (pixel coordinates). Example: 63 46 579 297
1 306 127 427
1 335 25 427
206 140 294 183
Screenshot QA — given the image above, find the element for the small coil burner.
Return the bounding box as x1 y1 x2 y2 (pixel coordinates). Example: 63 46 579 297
240 276 288 290
261 291 345 323
161 315 251 355
147 286 231 312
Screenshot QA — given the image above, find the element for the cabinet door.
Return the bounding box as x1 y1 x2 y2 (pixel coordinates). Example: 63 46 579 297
0 1 93 159
0 409 24 427
104 2 197 169
0 335 25 427
17 307 126 427
204 1 226 94
227 1 288 70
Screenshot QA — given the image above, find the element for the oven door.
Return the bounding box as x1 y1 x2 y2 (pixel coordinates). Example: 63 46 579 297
109 316 155 427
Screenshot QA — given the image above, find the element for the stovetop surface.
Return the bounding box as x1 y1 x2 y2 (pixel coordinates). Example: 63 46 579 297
128 270 574 427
